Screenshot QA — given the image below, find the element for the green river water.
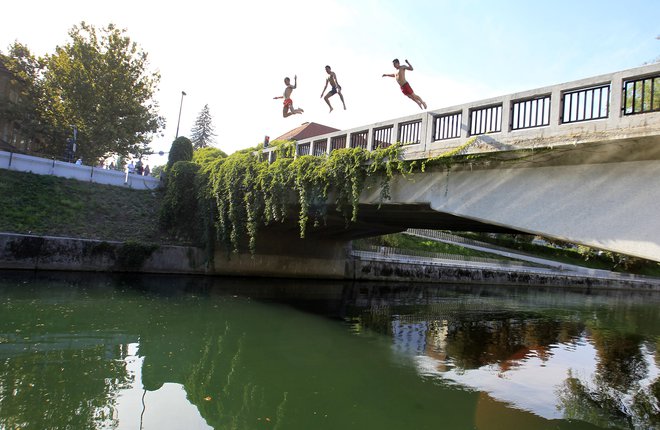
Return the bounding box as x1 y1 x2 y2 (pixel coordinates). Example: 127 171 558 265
0 271 658 429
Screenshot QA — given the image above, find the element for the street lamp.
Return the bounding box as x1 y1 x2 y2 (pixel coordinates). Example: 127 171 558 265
175 90 187 139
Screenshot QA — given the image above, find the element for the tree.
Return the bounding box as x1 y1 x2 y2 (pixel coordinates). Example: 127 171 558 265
1 22 164 162
190 104 216 149
0 44 51 151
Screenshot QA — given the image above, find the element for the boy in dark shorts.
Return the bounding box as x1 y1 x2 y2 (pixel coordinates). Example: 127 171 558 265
320 65 346 112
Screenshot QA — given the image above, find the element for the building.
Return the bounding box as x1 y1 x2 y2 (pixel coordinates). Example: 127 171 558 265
273 122 339 142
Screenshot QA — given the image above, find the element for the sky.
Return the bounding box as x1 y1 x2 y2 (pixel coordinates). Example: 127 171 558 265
1 0 658 167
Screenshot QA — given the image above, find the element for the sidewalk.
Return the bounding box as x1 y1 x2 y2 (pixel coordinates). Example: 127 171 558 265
405 229 660 284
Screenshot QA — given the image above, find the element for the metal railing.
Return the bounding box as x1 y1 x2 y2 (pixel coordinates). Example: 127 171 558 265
623 74 659 115
330 135 347 152
373 125 393 149
313 139 327 156
350 130 369 149
398 120 422 144
561 84 610 123
297 142 310 156
433 111 462 140
469 104 502 135
352 244 545 270
511 95 551 130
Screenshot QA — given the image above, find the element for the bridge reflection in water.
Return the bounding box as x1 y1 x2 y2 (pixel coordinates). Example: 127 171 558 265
0 272 658 429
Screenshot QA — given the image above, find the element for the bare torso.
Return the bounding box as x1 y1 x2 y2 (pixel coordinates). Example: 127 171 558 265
327 72 339 87
395 67 407 86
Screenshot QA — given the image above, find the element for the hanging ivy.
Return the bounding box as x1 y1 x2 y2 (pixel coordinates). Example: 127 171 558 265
168 136 538 256
202 141 406 253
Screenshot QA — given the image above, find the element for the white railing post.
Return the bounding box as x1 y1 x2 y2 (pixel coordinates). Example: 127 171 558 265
500 95 512 134
367 128 374 151
461 106 470 138
610 73 624 120
423 113 434 151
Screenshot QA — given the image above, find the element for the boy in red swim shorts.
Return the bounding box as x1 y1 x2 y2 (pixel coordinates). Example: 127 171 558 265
274 75 304 118
382 58 427 110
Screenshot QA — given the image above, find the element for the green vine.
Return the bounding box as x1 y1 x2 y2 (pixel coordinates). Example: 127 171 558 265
204 142 406 253
420 136 479 172
168 136 555 256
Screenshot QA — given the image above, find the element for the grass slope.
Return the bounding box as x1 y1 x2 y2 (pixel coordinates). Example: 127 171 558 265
0 169 174 244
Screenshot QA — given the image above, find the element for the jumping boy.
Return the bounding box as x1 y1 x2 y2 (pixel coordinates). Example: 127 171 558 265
274 75 304 117
382 58 427 110
320 65 346 112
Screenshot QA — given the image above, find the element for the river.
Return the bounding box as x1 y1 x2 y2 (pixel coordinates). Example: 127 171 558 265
0 271 658 429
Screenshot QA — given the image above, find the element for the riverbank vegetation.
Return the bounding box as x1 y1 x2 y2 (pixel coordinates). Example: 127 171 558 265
0 169 175 244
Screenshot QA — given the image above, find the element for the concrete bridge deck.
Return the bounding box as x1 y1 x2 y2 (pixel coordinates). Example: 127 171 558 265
262 64 660 262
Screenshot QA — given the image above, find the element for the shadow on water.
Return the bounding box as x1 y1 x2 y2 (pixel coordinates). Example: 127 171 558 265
0 270 658 429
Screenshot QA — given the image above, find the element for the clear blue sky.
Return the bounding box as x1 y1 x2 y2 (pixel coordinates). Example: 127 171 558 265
1 0 658 165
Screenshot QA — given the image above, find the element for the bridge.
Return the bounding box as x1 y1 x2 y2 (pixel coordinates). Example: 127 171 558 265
258 63 660 265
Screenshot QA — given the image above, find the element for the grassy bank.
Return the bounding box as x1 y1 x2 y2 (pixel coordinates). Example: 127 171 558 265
0 169 181 244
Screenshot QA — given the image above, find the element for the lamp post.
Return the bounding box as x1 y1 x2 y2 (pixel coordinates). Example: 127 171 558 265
175 90 187 139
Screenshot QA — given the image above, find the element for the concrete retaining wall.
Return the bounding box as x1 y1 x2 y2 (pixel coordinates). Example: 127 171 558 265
0 151 160 190
351 257 659 292
0 233 207 274
2 232 658 291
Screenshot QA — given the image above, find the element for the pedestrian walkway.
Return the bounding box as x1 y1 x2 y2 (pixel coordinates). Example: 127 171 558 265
405 229 660 285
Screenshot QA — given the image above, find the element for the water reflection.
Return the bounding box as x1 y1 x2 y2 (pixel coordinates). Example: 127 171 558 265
0 271 658 429
347 285 660 429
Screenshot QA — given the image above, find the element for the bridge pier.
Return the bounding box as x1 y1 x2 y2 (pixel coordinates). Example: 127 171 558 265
212 230 352 279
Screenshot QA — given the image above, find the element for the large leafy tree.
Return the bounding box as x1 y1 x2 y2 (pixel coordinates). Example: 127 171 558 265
190 104 216 149
2 22 164 162
0 43 50 149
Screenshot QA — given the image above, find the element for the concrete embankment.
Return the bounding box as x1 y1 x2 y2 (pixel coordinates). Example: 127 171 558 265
0 233 208 274
1 232 658 291
352 256 659 291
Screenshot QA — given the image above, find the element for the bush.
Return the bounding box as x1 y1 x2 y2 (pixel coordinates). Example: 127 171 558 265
159 161 202 242
167 136 194 170
193 147 227 166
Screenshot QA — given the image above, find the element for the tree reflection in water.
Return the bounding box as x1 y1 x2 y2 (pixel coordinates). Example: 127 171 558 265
349 284 660 427
556 333 659 429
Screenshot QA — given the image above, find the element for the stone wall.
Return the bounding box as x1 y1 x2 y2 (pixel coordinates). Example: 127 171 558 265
1 232 658 291
352 257 660 291
0 233 207 274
